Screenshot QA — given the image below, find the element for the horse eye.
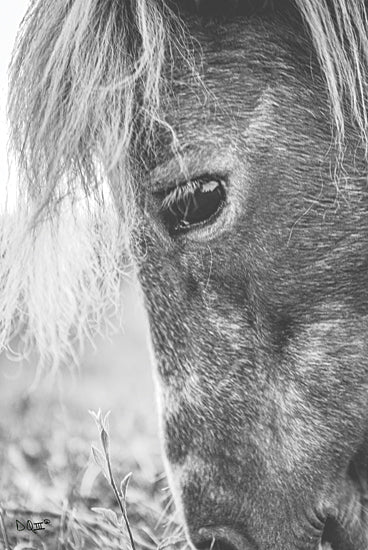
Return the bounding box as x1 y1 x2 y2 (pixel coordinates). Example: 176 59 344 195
157 177 226 235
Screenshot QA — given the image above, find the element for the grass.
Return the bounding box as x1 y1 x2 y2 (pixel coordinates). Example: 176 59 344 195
0 384 187 550
0 283 189 550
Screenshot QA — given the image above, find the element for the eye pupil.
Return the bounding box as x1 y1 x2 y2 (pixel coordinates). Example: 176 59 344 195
159 177 226 234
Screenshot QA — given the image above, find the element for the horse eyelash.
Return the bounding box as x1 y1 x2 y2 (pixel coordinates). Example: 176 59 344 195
160 179 202 210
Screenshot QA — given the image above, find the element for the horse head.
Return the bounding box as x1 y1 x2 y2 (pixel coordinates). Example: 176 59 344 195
6 1 368 548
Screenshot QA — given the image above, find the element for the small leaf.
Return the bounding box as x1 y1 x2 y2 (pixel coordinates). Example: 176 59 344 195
91 446 109 482
91 507 119 526
102 410 111 432
101 427 110 457
80 460 101 497
89 409 102 431
120 472 132 502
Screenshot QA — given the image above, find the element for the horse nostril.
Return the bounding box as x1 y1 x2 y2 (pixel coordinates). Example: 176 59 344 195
195 540 238 550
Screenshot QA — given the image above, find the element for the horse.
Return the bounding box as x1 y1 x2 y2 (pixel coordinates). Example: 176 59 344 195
3 0 368 548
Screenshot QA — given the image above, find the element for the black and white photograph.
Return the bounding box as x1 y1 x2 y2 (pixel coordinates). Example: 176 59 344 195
1 1 368 549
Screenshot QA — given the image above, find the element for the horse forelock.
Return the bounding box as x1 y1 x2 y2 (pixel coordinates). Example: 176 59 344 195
2 0 186 370
3 0 368 370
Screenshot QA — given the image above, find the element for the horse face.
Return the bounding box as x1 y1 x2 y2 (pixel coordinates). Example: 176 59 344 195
136 17 368 550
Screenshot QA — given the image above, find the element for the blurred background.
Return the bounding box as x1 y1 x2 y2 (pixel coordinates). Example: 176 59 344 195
0 3 179 549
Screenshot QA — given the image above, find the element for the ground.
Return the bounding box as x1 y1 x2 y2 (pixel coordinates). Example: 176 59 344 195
0 280 188 550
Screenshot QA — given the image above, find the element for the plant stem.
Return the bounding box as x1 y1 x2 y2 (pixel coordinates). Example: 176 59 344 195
105 458 136 550
0 507 11 550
